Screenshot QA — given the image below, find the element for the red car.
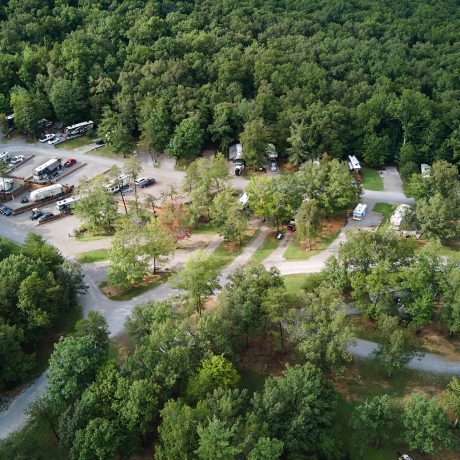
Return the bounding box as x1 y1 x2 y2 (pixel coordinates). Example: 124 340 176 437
64 158 76 167
287 222 296 232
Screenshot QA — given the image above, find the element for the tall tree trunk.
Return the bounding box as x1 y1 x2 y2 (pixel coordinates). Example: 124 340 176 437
279 322 285 353
119 189 128 214
134 183 139 216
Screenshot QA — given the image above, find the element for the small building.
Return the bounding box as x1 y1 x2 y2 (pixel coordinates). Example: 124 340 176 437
228 143 243 161
421 164 431 177
348 155 361 172
352 203 367 220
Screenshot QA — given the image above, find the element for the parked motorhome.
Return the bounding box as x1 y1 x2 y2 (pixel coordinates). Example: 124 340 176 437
352 203 367 220
64 121 94 137
56 196 80 211
106 174 130 193
33 158 62 183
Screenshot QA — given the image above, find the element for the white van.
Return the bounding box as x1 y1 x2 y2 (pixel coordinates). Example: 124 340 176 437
352 203 367 221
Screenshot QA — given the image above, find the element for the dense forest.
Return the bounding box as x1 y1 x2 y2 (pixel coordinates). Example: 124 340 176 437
1 0 460 171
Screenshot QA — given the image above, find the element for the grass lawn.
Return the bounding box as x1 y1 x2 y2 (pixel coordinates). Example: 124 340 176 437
0 412 68 459
210 228 259 270
99 271 172 301
89 145 118 159
373 202 397 233
438 240 460 258
282 272 326 295
75 233 110 242
283 230 340 260
362 167 384 191
77 248 109 264
250 233 279 264
192 222 217 235
56 136 93 150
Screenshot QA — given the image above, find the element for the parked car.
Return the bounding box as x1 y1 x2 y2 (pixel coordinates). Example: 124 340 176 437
275 232 284 240
20 196 29 203
48 137 60 145
38 211 54 222
39 134 56 143
51 171 60 178
270 161 277 172
287 221 296 232
10 155 24 164
64 158 76 167
31 209 43 220
135 177 156 188
0 205 13 216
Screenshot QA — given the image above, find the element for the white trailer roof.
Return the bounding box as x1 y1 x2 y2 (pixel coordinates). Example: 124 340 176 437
353 203 367 214
229 143 243 160
348 155 361 171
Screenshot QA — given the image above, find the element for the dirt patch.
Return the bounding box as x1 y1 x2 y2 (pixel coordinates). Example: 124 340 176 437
101 273 163 297
417 321 460 361
239 335 298 377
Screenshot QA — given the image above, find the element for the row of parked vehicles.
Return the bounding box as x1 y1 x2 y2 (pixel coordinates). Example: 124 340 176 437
0 151 25 165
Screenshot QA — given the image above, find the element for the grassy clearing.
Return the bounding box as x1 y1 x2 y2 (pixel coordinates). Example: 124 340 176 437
0 412 68 459
250 233 279 263
75 233 110 242
336 359 450 459
373 202 397 233
76 248 109 264
282 272 326 295
210 228 259 270
56 136 93 150
362 167 384 191
192 222 217 235
283 230 340 260
99 271 172 301
438 240 460 258
89 145 119 159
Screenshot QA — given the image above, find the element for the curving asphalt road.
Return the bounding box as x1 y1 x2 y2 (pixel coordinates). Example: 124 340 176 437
0 143 457 440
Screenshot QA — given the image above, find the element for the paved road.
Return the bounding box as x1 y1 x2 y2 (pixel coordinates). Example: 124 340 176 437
0 145 456 439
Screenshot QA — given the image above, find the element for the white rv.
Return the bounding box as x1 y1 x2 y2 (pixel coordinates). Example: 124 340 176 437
106 174 130 193
56 196 80 211
0 151 10 163
30 184 64 202
348 155 361 172
33 158 62 183
352 203 367 221
64 121 94 137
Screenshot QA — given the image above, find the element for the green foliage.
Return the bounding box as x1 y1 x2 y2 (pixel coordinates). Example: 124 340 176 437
295 198 323 249
441 260 460 335
74 311 109 351
252 364 338 458
240 118 269 169
0 322 33 389
167 118 204 159
297 284 354 375
351 395 394 456
371 315 415 377
74 176 118 235
187 355 240 402
171 250 220 316
46 335 107 407
402 393 457 454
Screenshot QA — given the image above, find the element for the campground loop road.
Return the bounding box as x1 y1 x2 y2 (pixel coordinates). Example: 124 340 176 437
0 140 457 439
